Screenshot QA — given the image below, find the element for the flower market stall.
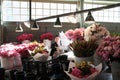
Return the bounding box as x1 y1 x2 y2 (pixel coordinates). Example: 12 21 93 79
0 23 118 80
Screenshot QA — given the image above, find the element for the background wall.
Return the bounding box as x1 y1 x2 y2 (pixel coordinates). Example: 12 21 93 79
99 22 120 33
1 21 120 43
2 22 80 43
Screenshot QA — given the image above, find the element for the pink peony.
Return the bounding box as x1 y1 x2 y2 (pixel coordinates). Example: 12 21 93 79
65 29 74 40
65 28 85 41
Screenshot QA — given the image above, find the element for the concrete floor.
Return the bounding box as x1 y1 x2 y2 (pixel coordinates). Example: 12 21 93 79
96 72 112 80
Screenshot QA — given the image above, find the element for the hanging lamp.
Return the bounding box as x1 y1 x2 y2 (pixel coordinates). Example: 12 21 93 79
15 22 23 32
54 17 62 27
31 21 39 30
24 0 39 30
85 11 95 23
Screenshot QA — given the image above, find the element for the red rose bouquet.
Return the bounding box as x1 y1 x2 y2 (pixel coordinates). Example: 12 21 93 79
16 33 33 42
40 32 54 42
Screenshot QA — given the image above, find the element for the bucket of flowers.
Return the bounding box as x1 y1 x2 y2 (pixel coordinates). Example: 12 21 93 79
69 39 98 63
96 36 120 80
65 61 102 80
0 43 23 69
40 32 54 49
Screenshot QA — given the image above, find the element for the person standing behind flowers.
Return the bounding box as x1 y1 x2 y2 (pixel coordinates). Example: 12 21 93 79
50 35 62 58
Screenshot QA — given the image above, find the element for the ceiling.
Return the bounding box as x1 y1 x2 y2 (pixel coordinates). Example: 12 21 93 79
51 0 120 4
85 0 120 4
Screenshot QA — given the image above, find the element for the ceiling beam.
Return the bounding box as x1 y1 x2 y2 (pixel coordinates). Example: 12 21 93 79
35 3 120 21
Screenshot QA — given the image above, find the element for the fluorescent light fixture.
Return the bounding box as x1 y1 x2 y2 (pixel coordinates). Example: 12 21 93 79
31 21 39 30
85 11 95 23
54 17 62 27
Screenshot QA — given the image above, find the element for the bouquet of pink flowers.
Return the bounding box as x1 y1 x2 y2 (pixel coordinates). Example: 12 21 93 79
0 43 19 57
65 61 102 80
65 28 84 41
69 61 97 78
0 43 28 69
96 36 120 62
40 32 54 42
16 33 33 42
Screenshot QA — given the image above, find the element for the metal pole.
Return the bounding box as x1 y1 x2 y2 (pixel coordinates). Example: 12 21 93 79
79 0 84 27
29 0 31 21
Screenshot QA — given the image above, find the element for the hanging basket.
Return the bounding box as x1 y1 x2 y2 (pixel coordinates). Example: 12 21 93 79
110 61 120 80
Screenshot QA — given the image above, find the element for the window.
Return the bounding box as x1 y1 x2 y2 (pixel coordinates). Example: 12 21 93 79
2 1 77 22
32 2 77 22
2 1 29 21
84 3 120 22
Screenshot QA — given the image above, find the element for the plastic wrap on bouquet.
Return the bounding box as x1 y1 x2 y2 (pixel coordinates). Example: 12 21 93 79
22 40 31 44
33 53 49 61
14 54 22 68
65 63 102 80
75 56 94 64
43 39 51 49
0 56 14 69
59 31 72 50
